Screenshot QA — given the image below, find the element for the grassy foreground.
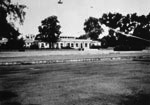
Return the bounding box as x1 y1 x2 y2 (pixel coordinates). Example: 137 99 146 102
0 58 150 105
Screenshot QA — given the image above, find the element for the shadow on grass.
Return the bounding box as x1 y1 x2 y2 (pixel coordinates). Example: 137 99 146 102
2 101 22 105
0 90 22 105
0 90 40 105
1 102 40 105
0 90 18 101
119 91 150 105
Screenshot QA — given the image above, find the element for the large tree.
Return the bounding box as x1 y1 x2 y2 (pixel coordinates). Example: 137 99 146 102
100 12 123 29
83 17 103 40
100 12 150 49
37 16 61 48
0 0 26 40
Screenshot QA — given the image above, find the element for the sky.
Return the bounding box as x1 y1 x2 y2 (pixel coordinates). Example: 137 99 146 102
13 0 150 37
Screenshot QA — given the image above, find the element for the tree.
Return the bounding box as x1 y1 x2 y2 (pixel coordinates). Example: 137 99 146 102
83 17 103 40
37 16 61 48
100 12 150 49
129 14 150 47
0 0 26 40
6 37 25 50
100 12 123 29
100 12 128 46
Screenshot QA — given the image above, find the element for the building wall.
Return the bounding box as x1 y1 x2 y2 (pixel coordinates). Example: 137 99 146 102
25 39 34 48
57 37 101 49
25 42 32 48
38 42 49 49
25 37 101 49
57 41 91 49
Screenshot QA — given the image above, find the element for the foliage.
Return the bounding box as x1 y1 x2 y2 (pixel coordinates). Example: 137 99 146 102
77 34 89 39
100 12 150 49
119 91 150 105
101 38 108 48
83 17 103 40
30 44 39 49
0 0 26 40
100 12 123 29
0 38 25 50
37 15 61 48
101 34 117 47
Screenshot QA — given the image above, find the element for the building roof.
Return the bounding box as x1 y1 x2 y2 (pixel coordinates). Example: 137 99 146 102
59 38 93 42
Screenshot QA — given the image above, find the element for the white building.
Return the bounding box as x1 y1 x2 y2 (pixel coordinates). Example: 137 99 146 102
38 41 50 49
34 36 101 49
25 39 34 48
0 36 101 50
56 36 101 49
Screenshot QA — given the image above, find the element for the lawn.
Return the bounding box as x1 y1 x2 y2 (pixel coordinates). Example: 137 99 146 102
0 59 150 105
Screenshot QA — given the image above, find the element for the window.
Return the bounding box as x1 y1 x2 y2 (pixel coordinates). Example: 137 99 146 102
61 43 63 47
89 43 91 47
56 43 59 48
85 43 87 47
76 43 78 47
67 43 70 47
41 43 44 48
71 43 74 47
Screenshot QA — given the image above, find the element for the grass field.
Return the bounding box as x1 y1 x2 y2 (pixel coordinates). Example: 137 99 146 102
0 58 150 105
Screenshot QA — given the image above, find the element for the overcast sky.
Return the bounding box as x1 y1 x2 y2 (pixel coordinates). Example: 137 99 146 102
13 0 150 37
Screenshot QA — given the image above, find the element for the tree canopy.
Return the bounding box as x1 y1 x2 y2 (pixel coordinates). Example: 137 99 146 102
37 15 61 48
100 12 150 49
83 17 103 40
0 0 26 40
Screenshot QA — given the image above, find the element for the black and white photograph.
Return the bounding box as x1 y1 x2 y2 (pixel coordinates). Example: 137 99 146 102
0 0 150 105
